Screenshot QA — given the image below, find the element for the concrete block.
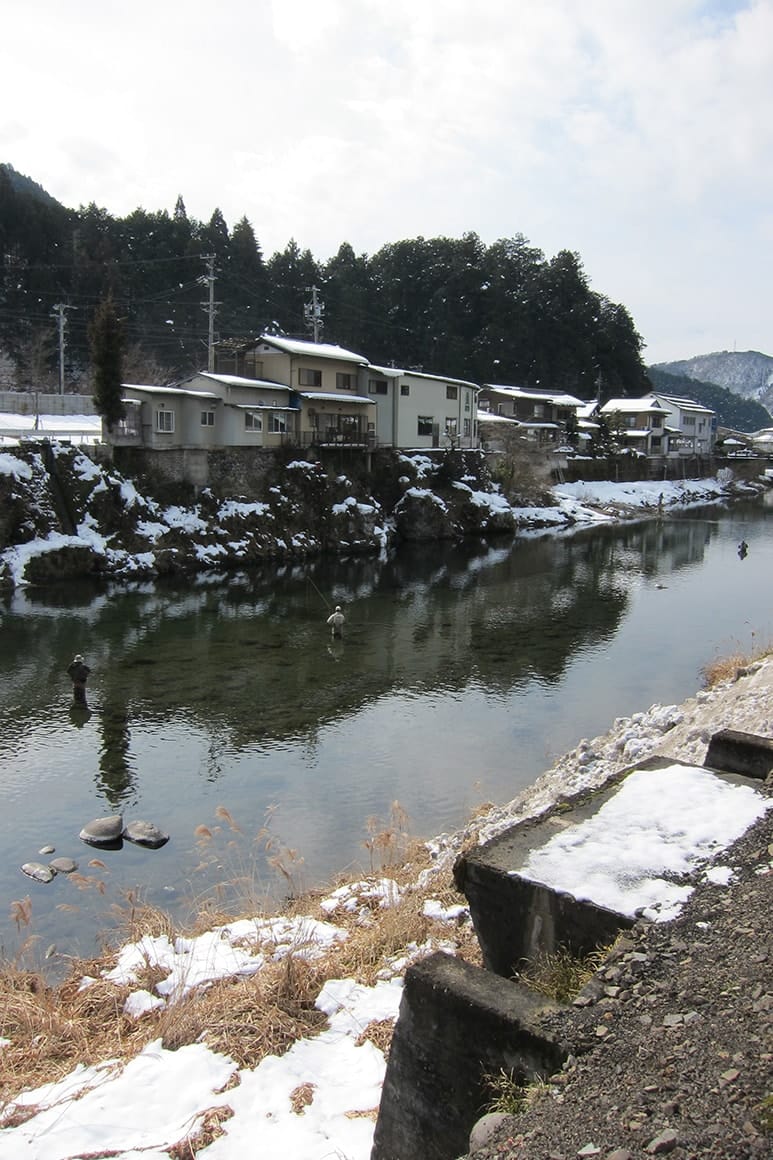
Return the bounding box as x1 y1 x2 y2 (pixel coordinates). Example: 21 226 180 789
371 951 565 1160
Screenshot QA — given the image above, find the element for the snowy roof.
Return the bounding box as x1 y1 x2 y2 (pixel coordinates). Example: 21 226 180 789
650 392 714 416
230 403 296 413
482 384 585 407
258 335 368 364
477 411 519 425
122 384 220 400
366 365 403 379
601 397 665 414
296 392 374 405
191 373 289 392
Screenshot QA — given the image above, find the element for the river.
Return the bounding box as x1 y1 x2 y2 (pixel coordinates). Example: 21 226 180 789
0 495 771 966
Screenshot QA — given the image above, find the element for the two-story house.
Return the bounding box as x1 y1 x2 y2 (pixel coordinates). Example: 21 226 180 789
599 397 670 455
477 385 586 446
213 335 375 448
362 366 479 449
647 392 715 456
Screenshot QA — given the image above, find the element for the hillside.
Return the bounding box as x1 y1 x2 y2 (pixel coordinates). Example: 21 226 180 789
647 366 772 432
651 350 773 418
0 164 649 397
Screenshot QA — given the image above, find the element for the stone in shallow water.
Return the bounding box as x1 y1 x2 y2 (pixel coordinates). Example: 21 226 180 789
38 845 55 855
122 820 170 849
80 815 124 847
49 856 78 874
21 862 56 883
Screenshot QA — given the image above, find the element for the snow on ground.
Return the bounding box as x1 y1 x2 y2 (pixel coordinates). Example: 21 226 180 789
2 669 772 1159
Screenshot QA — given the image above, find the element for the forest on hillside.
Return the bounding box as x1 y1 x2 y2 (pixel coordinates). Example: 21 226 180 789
0 163 651 399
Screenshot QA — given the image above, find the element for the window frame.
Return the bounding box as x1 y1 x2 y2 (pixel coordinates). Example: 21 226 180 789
156 409 175 433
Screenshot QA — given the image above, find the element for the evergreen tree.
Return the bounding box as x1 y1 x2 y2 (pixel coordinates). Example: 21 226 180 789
89 295 126 431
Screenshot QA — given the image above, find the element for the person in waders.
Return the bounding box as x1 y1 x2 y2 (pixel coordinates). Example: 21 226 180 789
67 654 91 707
326 605 345 638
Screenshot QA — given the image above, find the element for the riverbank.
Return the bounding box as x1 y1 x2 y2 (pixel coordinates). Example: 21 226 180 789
0 439 767 589
1 651 771 1158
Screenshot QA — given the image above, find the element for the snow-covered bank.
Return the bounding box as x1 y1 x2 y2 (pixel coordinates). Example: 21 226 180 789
0 438 765 590
2 654 772 1160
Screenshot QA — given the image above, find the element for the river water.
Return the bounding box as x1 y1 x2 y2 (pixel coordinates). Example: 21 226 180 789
1 495 771 966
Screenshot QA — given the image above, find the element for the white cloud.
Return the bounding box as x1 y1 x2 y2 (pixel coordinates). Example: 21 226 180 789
1 0 771 361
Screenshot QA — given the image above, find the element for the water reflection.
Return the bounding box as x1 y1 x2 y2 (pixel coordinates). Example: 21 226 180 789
0 498 771 963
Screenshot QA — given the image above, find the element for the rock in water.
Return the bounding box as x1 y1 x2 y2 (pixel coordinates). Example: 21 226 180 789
80 815 124 847
49 857 78 874
122 820 170 849
21 862 56 883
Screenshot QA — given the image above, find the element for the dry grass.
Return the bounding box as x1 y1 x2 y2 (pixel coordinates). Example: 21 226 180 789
0 801 480 1109
519 944 608 1004
701 642 771 689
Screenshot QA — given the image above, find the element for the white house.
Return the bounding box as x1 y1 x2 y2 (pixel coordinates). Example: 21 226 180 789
647 392 715 456
363 366 479 449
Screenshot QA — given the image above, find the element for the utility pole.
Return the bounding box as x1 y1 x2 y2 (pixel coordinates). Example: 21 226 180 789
199 255 220 372
304 285 324 343
51 302 70 395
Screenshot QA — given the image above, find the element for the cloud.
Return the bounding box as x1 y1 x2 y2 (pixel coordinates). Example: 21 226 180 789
1 0 771 361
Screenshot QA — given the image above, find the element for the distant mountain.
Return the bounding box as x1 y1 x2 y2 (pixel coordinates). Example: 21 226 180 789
647 367 772 432
651 350 773 418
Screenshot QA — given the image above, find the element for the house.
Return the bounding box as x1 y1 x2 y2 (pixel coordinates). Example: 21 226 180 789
599 397 669 456
477 385 586 446
110 384 226 449
214 335 375 448
363 366 479 449
647 392 715 456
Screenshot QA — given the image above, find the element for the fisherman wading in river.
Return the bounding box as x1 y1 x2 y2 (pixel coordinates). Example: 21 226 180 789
326 605 346 638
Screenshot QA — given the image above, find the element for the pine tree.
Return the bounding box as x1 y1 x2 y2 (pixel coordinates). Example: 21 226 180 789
89 295 126 431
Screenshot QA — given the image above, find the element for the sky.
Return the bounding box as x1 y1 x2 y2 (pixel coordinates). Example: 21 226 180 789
2 0 772 365
1 756 769 1159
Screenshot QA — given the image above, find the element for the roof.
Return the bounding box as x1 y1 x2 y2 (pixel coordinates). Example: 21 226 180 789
190 372 289 392
230 403 296 412
258 335 368 364
482 384 585 407
601 397 666 414
122 384 221 400
650 392 714 416
296 392 375 405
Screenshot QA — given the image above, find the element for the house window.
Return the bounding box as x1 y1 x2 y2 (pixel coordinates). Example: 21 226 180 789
445 418 458 436
417 415 433 436
464 393 470 411
336 372 355 390
625 415 637 428
269 413 288 434
299 368 322 387
156 409 174 433
652 414 663 428
651 435 662 449
463 418 471 436
401 383 410 396
201 411 215 427
369 378 388 395
446 385 458 400
684 415 696 426
533 403 544 418
245 411 263 431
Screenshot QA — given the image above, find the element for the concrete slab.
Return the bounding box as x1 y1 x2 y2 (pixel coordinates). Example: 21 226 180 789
454 753 771 978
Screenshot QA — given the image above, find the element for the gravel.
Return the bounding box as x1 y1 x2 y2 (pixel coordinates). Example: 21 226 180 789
456 657 773 1160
